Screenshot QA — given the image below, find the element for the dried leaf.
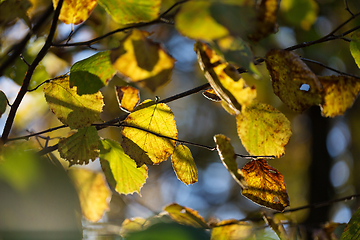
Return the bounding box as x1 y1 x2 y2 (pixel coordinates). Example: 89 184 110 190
111 30 175 92
236 101 292 158
58 126 99 166
211 220 255 240
202 88 221 102
53 0 97 25
68 168 111 222
319 75 360 117
115 85 140 113
241 159 289 211
214 134 247 189
171 145 198 185
121 100 177 167
164 203 208 229
266 49 322 112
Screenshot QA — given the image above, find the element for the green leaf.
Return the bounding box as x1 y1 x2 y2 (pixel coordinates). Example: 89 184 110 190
70 51 116 95
97 0 161 25
58 126 100 166
121 100 177 167
341 207 360 240
99 139 148 195
236 101 292 158
213 134 247 189
280 0 318 30
164 203 208 229
68 168 111 222
43 75 104 129
53 0 97 25
0 90 8 118
210 220 255 240
171 145 198 185
111 30 175 92
350 32 360 69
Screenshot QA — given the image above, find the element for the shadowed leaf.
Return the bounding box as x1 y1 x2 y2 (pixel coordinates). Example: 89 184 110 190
266 49 322 112
115 85 140 113
0 90 8 118
280 0 318 30
171 145 198 185
164 203 208 229
202 88 221 102
99 139 148 195
341 206 360 240
58 126 99 166
53 0 97 25
68 168 111 222
241 159 289 211
236 101 292 157
210 220 255 240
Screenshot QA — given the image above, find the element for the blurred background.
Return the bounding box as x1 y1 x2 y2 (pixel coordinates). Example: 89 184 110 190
1 0 360 239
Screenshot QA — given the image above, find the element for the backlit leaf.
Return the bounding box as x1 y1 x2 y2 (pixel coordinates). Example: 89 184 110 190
43 75 104 129
120 217 148 237
350 32 360 69
171 145 198 185
121 100 177 167
53 0 97 25
99 139 148 195
164 203 208 229
266 49 322 112
70 51 116 95
68 168 111 222
115 85 140 113
97 0 161 25
319 75 360 117
214 134 247 189
341 207 360 240
241 159 289 211
111 30 175 92
195 42 256 115
58 126 100 166
280 0 318 30
0 90 8 118
236 101 292 157
210 220 255 240
248 0 280 42
202 88 221 102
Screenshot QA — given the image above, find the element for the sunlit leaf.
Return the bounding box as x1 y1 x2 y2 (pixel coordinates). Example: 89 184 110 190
58 126 99 166
319 75 360 117
43 75 104 129
115 85 140 113
248 0 280 42
0 90 8 118
266 49 322 112
121 100 177 167
241 159 289 211
195 42 256 115
0 0 31 27
171 145 198 185
350 32 360 69
99 139 148 195
210 220 255 240
214 134 247 189
120 217 148 237
111 30 175 92
280 0 318 30
341 206 360 240
236 101 292 157
53 0 97 25
164 203 208 229
97 0 161 25
70 51 116 95
68 168 111 222
202 88 221 102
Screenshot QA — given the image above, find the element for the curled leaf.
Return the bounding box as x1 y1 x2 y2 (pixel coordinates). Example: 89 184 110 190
0 90 8 118
210 220 254 240
202 88 221 102
115 85 140 113
164 203 208 229
171 145 198 185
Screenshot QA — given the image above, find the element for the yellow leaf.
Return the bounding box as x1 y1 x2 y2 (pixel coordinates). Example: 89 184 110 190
121 100 178 167
99 139 148 195
58 126 100 166
213 134 247 189
171 145 198 185
120 217 148 237
211 220 255 240
164 203 208 229
53 0 97 25
236 101 292 157
241 159 289 211
266 49 322 112
115 85 140 113
280 0 318 30
195 42 256 115
111 30 175 92
43 75 104 129
319 75 360 117
68 168 111 222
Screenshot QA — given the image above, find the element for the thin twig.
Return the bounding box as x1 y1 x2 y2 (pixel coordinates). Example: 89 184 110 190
344 0 354 16
7 125 67 141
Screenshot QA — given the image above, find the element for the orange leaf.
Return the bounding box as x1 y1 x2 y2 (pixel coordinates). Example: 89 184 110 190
241 159 289 211
115 85 140 113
